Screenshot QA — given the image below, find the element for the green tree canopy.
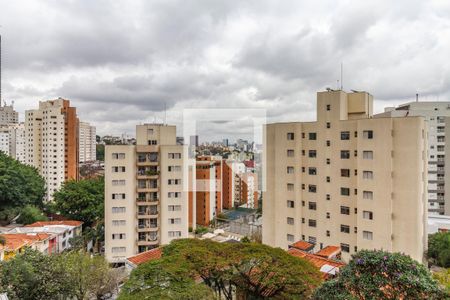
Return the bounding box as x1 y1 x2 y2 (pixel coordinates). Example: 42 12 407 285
52 177 104 228
120 239 322 300
428 232 450 268
0 152 45 210
17 205 48 225
313 250 446 300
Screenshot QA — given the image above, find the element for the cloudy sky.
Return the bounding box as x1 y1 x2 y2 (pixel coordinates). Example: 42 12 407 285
0 0 449 142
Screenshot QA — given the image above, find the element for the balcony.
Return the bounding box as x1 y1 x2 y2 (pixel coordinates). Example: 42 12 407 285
137 221 159 232
137 208 159 217
137 153 159 166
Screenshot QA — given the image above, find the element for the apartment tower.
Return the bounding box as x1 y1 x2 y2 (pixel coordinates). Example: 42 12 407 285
105 124 188 263
376 102 450 216
79 122 97 163
25 98 79 200
263 90 428 263
0 123 26 163
0 102 18 125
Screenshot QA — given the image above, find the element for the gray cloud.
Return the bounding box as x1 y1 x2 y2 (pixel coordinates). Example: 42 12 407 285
0 0 449 138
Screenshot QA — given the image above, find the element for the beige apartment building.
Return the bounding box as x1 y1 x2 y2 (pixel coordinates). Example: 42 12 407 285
105 124 188 263
25 98 79 200
263 90 428 263
79 121 96 163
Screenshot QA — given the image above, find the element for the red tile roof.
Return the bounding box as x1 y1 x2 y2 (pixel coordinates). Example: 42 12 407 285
1 233 51 251
127 248 162 266
288 248 345 271
290 240 314 251
315 246 341 259
25 220 83 227
243 160 255 168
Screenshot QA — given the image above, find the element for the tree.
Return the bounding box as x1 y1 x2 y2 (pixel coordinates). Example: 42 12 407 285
96 144 105 161
119 256 214 300
312 250 446 300
52 177 104 228
17 205 48 225
0 152 45 210
434 268 450 294
0 235 5 246
428 232 450 267
0 249 72 300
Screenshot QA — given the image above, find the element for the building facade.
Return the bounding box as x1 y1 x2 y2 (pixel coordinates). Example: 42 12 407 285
263 90 428 263
25 98 79 200
0 102 18 125
105 124 188 263
0 123 26 163
376 102 450 216
79 121 96 163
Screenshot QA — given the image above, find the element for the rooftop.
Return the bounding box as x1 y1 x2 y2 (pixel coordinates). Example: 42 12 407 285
25 220 83 227
126 248 162 266
289 240 315 252
315 246 341 259
288 248 345 278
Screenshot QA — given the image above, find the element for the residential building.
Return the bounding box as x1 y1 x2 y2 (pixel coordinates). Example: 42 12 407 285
0 233 54 260
376 101 450 215
25 98 79 200
0 123 26 163
0 102 18 125
104 124 188 263
79 121 96 163
263 90 428 263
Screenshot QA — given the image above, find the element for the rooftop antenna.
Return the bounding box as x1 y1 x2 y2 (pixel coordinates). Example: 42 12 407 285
340 62 343 90
164 102 167 125
416 93 419 102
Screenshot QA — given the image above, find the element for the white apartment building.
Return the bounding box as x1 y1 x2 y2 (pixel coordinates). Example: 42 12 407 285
0 123 26 163
25 98 79 200
79 121 96 163
0 102 18 125
105 124 188 263
377 102 450 216
263 90 428 263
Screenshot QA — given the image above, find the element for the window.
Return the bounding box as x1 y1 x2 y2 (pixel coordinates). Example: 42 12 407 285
308 236 317 244
287 166 295 174
287 149 295 157
309 133 317 140
168 179 181 185
111 247 126 253
112 180 125 186
308 167 317 175
308 185 317 193
287 217 294 225
302 218 305 223
168 166 182 172
287 133 295 140
363 191 373 200
308 150 317 158
340 225 350 233
340 243 350 253
148 140 157 145
302 184 305 190
287 234 295 242
340 206 350 215
363 211 373 220
168 231 182 238
112 233 126 240
341 169 350 177
112 193 126 200
112 153 125 159
326 212 330 219
326 158 330 165
112 220 126 226
168 153 181 159
363 130 373 139
326 140 330 146
112 166 126 173
363 151 373 159
341 131 350 140
326 230 330 237
326 176 330 183
363 231 373 240
308 202 317 210
302 167 305 172
168 205 182 211
308 219 317 227
302 133 305 138
169 218 181 224
168 192 181 198
340 150 350 159
326 194 331 200
340 187 350 196
354 150 358 157
302 150 305 156
363 171 373 179
326 104 331 111
287 183 294 191
326 122 331 129
287 200 295 208
112 207 126 213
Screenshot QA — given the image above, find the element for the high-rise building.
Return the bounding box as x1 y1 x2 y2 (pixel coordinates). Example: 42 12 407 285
263 90 428 263
79 122 96 163
0 102 18 125
104 124 188 263
376 102 450 216
25 98 79 200
0 123 26 163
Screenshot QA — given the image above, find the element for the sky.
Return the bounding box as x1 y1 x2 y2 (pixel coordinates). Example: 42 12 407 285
0 0 449 141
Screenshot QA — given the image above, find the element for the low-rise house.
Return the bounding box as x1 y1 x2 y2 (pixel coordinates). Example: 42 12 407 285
125 247 162 272
288 248 345 279
0 233 53 260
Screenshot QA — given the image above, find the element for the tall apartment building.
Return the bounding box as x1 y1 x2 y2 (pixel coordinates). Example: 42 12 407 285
79 122 96 163
105 124 188 263
0 123 26 163
263 90 428 263
0 102 18 125
25 99 79 200
376 102 450 216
